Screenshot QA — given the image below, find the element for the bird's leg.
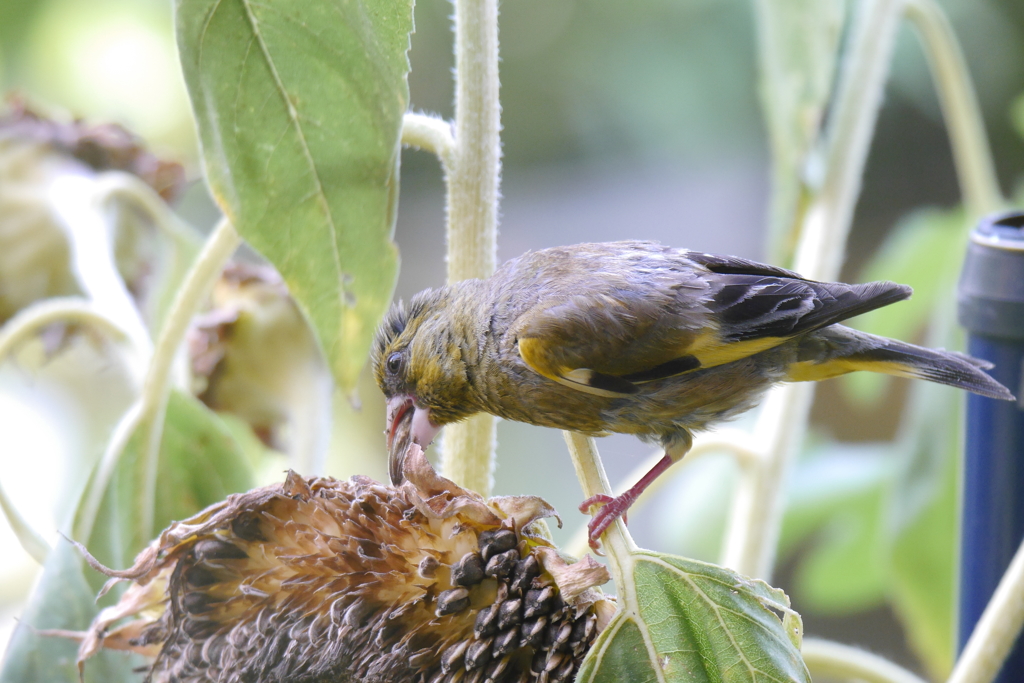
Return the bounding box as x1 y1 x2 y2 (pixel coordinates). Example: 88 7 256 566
578 433 692 550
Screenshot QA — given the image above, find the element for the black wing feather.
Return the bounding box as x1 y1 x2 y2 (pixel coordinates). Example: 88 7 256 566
707 274 912 343
687 252 805 280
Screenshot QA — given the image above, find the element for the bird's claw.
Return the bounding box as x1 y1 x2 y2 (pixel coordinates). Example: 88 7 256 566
579 494 629 551
578 494 615 514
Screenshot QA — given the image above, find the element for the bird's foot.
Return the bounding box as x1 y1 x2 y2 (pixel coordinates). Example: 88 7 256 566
579 493 635 551
577 451 681 551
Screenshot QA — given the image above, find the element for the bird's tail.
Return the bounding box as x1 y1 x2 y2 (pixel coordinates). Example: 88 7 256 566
787 326 1015 401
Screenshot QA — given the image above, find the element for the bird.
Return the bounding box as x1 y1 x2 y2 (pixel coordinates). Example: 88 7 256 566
372 241 1014 548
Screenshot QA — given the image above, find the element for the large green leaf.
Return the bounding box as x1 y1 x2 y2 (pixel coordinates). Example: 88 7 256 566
1 391 254 683
753 0 844 262
578 552 809 683
175 0 414 390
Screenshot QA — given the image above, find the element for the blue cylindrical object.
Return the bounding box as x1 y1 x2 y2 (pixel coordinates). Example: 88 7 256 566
957 211 1024 679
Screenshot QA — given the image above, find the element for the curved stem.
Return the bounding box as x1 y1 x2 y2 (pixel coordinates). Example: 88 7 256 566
132 218 240 545
440 0 502 495
948 536 1024 683
724 0 906 580
47 173 153 368
73 220 240 548
564 431 762 559
563 432 636 591
802 638 929 683
904 0 1003 219
92 171 192 241
0 478 51 564
402 112 456 169
0 298 129 364
73 401 145 542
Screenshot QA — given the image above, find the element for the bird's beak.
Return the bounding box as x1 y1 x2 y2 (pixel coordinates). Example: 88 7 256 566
386 395 440 485
386 396 414 452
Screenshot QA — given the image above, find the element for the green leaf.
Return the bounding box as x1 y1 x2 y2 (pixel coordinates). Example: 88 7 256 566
843 207 968 405
0 541 146 683
151 391 256 530
886 357 964 680
888 440 956 680
1 391 253 683
175 0 415 390
780 443 893 614
753 0 844 262
781 316 963 675
578 552 809 683
1010 91 1024 143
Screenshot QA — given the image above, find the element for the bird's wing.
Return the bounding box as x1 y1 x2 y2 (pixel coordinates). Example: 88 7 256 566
515 251 911 397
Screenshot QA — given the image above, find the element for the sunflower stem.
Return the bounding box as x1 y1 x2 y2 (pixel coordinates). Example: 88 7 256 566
947 535 1024 683
402 112 456 170
0 298 129 367
439 0 502 496
131 217 240 546
802 639 929 683
563 432 637 592
723 0 906 580
73 219 239 548
904 0 1003 219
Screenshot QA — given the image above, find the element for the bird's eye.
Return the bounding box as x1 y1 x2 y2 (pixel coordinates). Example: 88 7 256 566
386 352 403 376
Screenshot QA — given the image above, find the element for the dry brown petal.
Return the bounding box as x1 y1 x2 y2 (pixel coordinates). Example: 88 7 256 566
534 548 611 602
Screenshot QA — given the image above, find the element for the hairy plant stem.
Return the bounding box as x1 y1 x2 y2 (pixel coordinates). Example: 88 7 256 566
402 113 455 170
948 536 1024 683
564 431 760 559
440 0 501 496
563 432 637 593
723 0 906 580
74 219 240 547
802 639 929 683
904 0 1003 218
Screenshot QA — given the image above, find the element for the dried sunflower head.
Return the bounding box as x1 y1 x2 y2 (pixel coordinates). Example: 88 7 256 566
78 446 614 683
188 262 330 455
0 101 186 325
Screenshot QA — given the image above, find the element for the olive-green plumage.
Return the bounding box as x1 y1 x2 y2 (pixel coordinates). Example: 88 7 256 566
373 241 1013 543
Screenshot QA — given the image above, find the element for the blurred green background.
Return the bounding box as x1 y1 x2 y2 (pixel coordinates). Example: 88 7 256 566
1 0 1024 678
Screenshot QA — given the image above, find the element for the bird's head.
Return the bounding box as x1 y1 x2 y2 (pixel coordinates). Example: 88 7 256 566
373 288 477 482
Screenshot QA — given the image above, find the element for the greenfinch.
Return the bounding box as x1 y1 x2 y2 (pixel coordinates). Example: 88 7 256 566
373 241 1013 547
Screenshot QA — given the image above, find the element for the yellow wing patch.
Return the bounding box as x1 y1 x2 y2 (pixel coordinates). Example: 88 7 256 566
517 337 635 398
517 337 564 382
687 330 789 369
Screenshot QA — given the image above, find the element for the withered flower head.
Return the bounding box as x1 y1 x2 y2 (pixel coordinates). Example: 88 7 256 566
0 99 185 201
0 100 187 325
78 440 614 682
187 262 330 454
